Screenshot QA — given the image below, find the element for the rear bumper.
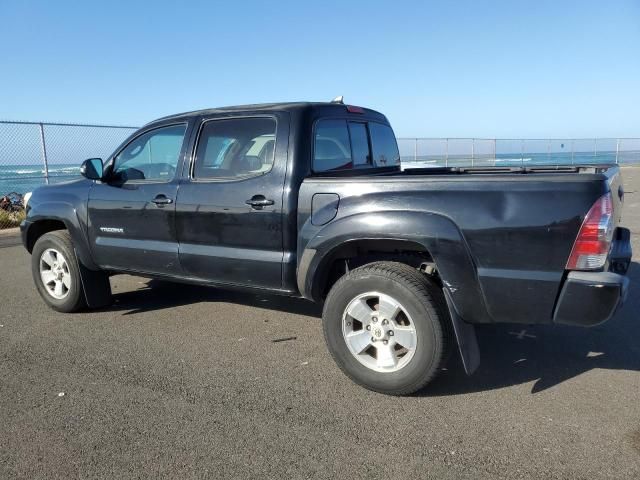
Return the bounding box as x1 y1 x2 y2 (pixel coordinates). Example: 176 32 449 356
553 227 632 327
553 271 629 326
554 227 631 327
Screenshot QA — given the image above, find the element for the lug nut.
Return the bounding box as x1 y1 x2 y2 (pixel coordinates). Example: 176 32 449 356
372 317 378 323
371 337 376 342
366 325 371 331
388 330 394 336
382 319 388 325
383 340 388 345
346 321 351 327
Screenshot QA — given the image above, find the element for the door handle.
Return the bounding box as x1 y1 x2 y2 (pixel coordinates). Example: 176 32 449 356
152 195 173 206
245 195 274 210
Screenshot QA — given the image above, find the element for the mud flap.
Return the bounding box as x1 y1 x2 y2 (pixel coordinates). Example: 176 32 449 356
444 289 480 375
75 250 112 308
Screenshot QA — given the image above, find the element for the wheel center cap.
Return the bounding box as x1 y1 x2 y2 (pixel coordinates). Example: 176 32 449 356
371 324 385 340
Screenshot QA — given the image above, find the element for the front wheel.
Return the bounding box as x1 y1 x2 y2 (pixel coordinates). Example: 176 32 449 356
322 261 448 395
31 231 87 313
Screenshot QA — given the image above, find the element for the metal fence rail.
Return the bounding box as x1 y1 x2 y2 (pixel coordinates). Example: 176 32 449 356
397 137 640 167
1 119 639 229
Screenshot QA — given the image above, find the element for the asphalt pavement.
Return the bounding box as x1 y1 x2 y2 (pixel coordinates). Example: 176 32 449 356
1 167 639 479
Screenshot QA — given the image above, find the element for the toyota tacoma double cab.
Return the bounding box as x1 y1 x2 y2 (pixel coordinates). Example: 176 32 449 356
21 101 632 395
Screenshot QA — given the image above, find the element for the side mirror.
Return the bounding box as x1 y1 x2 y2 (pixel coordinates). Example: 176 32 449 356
80 158 103 180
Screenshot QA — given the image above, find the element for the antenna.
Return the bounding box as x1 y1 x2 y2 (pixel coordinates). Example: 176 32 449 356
331 95 344 104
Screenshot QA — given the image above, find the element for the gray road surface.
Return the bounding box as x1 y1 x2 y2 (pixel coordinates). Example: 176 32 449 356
1 167 639 479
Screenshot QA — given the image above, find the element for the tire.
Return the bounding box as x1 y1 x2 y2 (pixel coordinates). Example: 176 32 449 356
31 230 87 313
322 261 448 395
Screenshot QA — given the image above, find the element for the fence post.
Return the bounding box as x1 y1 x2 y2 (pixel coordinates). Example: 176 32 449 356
493 139 496 165
471 138 475 167
445 138 449 167
571 140 574 164
616 139 620 164
414 138 417 163
38 123 50 185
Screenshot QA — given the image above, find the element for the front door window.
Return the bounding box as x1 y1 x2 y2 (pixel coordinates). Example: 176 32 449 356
113 124 187 182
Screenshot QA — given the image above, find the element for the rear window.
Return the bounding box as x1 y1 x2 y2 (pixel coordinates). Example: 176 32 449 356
313 119 398 172
369 123 400 167
314 120 352 171
348 122 370 166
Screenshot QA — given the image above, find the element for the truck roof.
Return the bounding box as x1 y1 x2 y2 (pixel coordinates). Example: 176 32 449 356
147 102 387 126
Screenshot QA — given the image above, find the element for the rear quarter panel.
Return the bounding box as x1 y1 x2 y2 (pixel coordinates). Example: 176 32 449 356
298 170 612 325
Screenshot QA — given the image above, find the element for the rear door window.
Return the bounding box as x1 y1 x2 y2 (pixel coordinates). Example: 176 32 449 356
193 117 276 180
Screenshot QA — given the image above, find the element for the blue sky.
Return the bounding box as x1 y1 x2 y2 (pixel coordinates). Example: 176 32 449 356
0 0 638 137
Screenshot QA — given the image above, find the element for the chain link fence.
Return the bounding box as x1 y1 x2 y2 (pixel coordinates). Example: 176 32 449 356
0 121 136 229
397 138 640 168
1 120 639 229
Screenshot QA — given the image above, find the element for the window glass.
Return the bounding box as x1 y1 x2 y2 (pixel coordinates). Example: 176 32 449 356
348 122 370 166
194 118 276 180
369 123 400 167
313 119 352 172
114 124 186 181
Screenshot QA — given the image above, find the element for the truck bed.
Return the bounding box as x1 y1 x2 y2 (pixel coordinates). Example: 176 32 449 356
297 165 624 325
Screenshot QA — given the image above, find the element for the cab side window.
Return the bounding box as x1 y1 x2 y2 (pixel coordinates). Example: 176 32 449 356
193 117 276 180
113 124 187 182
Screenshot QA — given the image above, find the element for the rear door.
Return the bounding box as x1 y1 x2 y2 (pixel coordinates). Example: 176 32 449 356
175 113 289 289
87 123 189 274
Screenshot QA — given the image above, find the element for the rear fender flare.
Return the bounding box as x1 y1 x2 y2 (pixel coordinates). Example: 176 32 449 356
297 210 492 324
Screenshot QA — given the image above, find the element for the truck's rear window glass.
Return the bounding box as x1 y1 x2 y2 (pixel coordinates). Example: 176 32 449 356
193 117 276 180
369 123 400 167
314 120 353 171
349 122 370 166
313 119 398 172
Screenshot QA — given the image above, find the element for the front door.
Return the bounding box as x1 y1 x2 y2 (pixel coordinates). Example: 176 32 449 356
87 123 189 275
175 114 289 289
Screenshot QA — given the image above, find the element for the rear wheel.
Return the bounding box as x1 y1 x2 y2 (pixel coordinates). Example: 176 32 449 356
322 261 448 395
31 231 86 313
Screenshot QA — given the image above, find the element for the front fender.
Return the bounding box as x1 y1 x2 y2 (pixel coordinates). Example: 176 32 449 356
22 180 96 270
297 210 492 324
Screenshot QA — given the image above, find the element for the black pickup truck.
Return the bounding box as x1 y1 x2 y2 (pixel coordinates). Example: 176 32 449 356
21 101 632 395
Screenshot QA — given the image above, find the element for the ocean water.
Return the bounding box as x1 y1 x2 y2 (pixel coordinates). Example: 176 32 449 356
0 164 81 196
400 151 626 169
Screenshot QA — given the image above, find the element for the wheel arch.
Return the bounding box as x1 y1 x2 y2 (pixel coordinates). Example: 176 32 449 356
297 210 493 325
24 200 97 270
26 218 67 252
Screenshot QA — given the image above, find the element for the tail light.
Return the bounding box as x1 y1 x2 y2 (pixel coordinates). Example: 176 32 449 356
566 192 614 270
